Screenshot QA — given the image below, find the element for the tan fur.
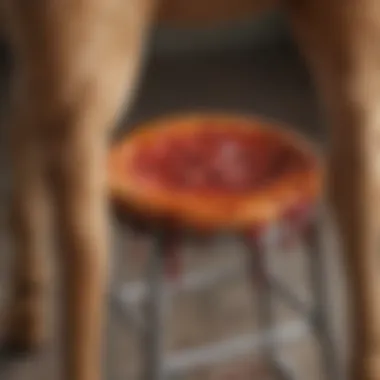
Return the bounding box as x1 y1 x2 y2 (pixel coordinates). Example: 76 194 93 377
2 0 380 379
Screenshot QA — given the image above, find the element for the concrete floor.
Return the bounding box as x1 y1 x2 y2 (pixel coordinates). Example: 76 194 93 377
0 36 348 380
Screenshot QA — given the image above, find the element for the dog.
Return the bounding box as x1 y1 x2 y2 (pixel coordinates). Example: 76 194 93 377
1 0 380 379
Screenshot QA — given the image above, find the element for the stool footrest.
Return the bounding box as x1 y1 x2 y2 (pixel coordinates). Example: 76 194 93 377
163 320 308 375
119 261 245 305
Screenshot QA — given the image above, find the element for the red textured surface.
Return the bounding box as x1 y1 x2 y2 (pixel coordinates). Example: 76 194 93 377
132 127 312 195
108 114 322 232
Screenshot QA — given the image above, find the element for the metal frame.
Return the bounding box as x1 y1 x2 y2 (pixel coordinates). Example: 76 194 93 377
306 214 341 380
111 209 341 380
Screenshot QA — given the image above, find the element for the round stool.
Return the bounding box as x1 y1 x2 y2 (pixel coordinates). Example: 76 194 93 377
108 114 339 380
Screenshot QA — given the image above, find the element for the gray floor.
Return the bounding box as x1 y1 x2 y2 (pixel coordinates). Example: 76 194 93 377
0 34 348 380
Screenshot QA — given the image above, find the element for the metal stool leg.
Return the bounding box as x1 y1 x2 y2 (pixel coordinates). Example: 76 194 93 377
306 213 341 380
142 231 169 380
251 235 277 363
248 231 293 380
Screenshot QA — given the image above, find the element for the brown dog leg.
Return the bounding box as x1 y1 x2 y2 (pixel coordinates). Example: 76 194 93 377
5 112 52 352
285 1 380 379
3 0 155 379
46 2 155 380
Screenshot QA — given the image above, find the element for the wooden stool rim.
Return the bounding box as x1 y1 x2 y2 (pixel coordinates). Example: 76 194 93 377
108 113 323 232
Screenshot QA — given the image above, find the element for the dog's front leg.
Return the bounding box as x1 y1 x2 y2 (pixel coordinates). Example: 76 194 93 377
4 0 155 379
285 1 380 379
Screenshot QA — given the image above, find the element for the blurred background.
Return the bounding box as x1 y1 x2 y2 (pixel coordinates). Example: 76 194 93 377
0 2 347 380
127 3 323 139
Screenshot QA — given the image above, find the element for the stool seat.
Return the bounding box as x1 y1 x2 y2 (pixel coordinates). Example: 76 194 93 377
108 114 323 233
